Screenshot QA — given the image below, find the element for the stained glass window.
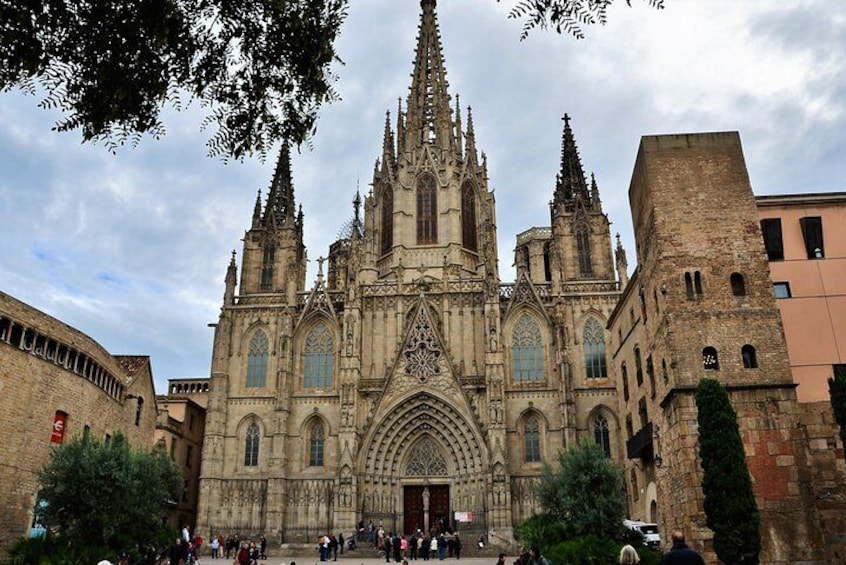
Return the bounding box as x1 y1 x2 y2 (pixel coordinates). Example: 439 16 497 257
381 184 393 255
261 241 275 290
594 414 611 458
576 223 593 277
304 324 334 389
512 314 543 382
309 421 325 467
583 318 607 379
246 331 268 388
524 416 541 462
245 423 260 467
417 174 438 244
461 181 477 251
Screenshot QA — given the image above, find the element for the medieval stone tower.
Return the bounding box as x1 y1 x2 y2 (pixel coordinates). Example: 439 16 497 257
196 0 624 544
610 133 825 563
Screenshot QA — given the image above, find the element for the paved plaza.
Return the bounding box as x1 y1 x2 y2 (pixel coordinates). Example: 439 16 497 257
201 553 503 565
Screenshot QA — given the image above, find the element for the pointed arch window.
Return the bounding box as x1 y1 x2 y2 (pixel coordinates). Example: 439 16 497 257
543 243 552 282
244 423 260 467
246 331 269 388
593 414 611 458
461 181 478 252
309 421 325 467
381 184 394 255
416 174 438 244
576 222 593 278
303 323 334 389
524 416 541 462
583 318 607 379
260 240 275 290
512 314 544 382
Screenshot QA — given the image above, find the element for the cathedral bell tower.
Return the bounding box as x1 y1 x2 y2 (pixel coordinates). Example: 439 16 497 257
546 115 615 285
362 0 498 285
239 143 307 301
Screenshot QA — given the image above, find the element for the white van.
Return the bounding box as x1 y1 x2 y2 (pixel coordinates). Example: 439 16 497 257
623 519 661 550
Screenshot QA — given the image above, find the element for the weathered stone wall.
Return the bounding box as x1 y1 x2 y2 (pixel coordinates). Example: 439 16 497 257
0 291 156 552
616 132 828 563
800 402 846 563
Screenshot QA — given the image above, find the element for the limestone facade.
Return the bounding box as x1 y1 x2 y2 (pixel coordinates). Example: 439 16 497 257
0 290 158 551
195 0 624 545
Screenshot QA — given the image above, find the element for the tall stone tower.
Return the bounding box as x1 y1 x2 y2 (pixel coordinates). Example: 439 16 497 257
612 132 825 563
196 0 624 546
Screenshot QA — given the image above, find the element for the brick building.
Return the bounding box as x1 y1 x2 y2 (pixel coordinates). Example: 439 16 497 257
0 290 158 551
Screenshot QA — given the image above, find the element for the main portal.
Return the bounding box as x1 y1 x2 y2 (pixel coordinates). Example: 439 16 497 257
403 485 449 535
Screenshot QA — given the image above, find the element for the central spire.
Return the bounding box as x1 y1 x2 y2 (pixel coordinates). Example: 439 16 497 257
554 113 590 207
262 142 296 228
406 0 453 150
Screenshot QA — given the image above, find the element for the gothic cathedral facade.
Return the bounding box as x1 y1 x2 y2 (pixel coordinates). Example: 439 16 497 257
196 0 626 543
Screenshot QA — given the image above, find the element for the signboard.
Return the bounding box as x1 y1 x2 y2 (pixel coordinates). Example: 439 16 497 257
454 511 474 523
50 412 67 444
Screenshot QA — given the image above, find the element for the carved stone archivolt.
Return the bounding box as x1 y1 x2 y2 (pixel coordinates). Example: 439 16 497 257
361 392 486 482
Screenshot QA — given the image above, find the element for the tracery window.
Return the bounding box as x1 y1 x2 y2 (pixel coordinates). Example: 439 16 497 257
303 323 334 389
461 181 478 252
416 174 438 244
309 421 325 467
260 240 275 290
512 314 544 382
406 436 448 476
583 318 607 379
246 331 269 388
593 414 611 458
576 222 593 277
381 184 393 255
524 416 541 462
244 423 260 467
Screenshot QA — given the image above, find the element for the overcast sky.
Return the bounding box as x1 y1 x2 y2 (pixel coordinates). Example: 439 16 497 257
1 0 843 393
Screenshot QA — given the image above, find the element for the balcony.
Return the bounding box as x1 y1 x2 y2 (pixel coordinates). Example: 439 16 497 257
626 422 654 460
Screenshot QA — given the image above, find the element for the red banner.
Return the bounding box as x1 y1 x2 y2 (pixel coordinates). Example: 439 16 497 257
50 412 67 444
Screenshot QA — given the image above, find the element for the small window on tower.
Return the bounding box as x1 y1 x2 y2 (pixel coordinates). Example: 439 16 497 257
730 273 746 296
742 345 758 369
702 347 719 371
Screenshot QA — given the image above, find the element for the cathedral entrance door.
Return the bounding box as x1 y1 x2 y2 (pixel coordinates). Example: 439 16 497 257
403 485 449 535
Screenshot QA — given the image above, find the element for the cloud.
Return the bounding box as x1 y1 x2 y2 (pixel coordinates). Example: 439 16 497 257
1 0 844 392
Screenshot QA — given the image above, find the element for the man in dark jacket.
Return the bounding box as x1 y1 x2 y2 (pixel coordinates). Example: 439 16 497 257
660 531 705 565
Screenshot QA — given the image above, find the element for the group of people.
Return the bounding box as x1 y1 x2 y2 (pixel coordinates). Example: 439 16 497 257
374 530 464 562
317 533 346 561
168 528 268 565
618 531 705 565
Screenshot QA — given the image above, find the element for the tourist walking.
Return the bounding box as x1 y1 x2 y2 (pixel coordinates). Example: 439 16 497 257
660 531 705 565
619 544 640 565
